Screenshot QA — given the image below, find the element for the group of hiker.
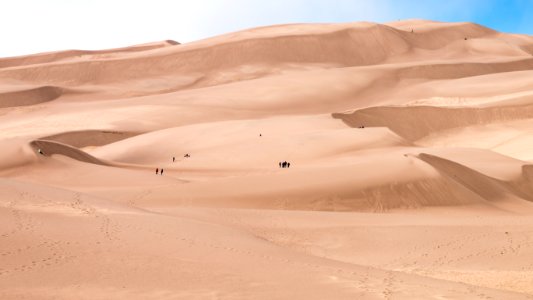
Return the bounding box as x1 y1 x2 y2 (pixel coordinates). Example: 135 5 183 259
279 161 291 168
157 154 191 175
155 133 298 175
172 154 190 162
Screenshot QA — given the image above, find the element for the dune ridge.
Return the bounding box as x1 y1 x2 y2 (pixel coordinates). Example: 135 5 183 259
333 102 533 141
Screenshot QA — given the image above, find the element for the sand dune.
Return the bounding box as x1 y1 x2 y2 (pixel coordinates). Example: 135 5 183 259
2 20 533 299
1 21 530 88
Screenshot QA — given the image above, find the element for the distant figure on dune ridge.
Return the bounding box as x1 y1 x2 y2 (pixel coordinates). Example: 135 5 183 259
161 168 164 176
279 162 282 168
259 133 262 137
156 168 159 175
282 161 287 168
173 156 175 162
287 162 291 168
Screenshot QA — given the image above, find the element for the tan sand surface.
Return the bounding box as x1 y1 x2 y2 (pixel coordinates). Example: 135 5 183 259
1 19 533 299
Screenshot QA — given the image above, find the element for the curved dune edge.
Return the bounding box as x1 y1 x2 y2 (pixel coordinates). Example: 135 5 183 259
418 153 533 203
28 139 158 171
40 130 142 148
333 103 533 141
0 86 62 108
29 140 109 166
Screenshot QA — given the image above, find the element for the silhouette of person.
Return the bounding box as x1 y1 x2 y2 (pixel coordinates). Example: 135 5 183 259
259 133 262 137
282 161 287 168
156 168 159 175
287 162 291 168
279 162 282 168
173 157 175 162
161 168 164 175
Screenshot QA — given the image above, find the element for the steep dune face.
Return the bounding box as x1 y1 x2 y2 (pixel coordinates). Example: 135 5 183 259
3 20 533 298
333 103 533 141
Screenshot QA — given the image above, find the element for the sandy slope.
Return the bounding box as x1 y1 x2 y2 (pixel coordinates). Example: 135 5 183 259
2 19 533 299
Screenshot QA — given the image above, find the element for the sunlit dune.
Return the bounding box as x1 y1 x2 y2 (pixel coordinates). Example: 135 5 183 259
2 20 533 299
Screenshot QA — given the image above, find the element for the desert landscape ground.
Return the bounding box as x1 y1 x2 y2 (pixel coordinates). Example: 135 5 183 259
1 19 533 299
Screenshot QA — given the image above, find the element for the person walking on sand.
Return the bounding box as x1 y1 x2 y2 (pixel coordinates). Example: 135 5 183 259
161 168 164 175
279 162 282 168
156 168 159 175
287 162 291 168
173 157 175 162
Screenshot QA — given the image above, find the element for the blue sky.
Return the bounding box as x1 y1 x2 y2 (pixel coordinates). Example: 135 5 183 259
0 0 532 57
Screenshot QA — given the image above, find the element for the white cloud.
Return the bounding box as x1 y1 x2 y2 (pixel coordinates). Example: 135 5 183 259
0 0 402 57
0 0 527 57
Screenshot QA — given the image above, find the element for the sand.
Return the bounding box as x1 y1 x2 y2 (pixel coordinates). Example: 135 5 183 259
1 19 533 299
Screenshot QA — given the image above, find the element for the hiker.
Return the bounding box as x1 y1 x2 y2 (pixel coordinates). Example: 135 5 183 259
161 168 164 175
279 162 282 168
259 133 262 137
173 157 175 162
282 161 287 168
287 162 291 168
156 168 159 175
